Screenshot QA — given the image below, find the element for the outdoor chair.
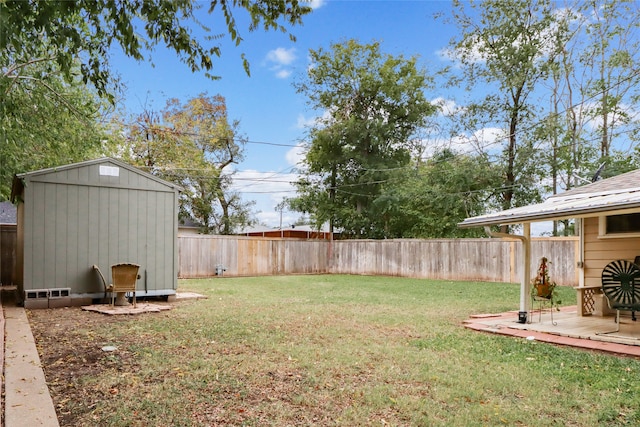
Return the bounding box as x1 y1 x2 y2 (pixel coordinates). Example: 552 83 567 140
599 259 640 336
110 263 140 308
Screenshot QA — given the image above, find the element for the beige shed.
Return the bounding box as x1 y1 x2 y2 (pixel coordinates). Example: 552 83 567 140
11 157 182 308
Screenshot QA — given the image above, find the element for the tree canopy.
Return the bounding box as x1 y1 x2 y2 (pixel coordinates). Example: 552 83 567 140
121 93 255 234
290 39 438 238
448 0 556 220
0 60 114 200
0 0 311 205
384 150 503 238
1 0 312 100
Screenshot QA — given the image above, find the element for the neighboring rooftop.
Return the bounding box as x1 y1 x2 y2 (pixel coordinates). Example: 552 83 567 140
237 224 337 240
179 218 203 229
238 224 334 234
0 201 16 224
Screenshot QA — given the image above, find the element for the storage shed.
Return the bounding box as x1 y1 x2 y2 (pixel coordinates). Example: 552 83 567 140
11 158 182 308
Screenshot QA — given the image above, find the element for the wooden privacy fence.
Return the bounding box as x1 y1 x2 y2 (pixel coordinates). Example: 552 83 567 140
178 235 579 285
1 224 17 286
178 235 330 278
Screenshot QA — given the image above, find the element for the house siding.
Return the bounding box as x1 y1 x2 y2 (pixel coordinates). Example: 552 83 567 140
583 216 640 288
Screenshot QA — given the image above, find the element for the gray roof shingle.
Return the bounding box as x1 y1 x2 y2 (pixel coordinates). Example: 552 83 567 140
551 168 640 198
459 168 640 228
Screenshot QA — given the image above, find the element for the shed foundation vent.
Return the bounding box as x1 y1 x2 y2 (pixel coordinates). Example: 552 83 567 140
49 288 72 308
24 289 50 309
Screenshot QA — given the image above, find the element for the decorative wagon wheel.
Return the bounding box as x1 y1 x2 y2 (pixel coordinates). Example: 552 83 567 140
601 260 640 321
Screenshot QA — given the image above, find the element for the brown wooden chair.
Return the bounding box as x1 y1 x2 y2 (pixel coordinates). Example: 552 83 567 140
110 263 140 307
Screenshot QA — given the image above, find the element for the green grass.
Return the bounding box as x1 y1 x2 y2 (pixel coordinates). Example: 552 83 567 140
46 276 640 426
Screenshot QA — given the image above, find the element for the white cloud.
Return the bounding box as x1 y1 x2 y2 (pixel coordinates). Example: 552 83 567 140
415 137 453 159
275 69 292 79
296 110 332 130
431 97 459 117
450 127 505 153
265 47 297 78
436 45 485 66
583 101 639 129
285 143 307 167
296 113 316 129
266 47 297 66
438 18 562 68
306 0 326 9
416 127 505 159
435 47 456 63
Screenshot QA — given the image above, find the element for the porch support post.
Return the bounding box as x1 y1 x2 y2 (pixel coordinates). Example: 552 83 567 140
521 223 531 321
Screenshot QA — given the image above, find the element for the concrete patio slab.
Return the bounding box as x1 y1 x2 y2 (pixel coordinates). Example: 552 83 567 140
465 306 640 358
81 302 173 315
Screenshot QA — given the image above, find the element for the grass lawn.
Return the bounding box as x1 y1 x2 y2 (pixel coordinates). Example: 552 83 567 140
30 275 640 426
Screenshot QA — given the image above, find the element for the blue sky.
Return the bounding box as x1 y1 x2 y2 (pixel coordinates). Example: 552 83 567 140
110 0 458 227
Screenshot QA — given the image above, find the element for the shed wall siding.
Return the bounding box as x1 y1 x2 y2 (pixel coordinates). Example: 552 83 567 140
583 216 640 287
22 171 178 295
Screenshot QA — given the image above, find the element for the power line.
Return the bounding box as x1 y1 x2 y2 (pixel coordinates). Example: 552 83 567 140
114 64 640 203
114 118 302 148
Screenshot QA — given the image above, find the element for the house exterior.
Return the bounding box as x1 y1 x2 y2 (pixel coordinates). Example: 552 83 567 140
460 169 640 322
178 218 203 236
11 158 182 308
238 225 336 240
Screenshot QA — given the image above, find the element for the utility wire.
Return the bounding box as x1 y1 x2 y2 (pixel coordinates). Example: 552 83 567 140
116 65 640 201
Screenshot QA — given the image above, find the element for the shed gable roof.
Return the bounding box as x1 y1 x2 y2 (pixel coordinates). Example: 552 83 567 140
459 169 640 228
12 157 182 201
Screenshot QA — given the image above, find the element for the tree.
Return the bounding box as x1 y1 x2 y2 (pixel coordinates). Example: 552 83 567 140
1 0 312 100
0 60 115 200
122 93 255 234
381 150 503 238
576 1 640 160
448 0 557 230
1 1 311 202
291 39 438 238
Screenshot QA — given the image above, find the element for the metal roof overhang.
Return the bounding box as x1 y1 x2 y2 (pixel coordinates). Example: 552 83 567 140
458 189 640 228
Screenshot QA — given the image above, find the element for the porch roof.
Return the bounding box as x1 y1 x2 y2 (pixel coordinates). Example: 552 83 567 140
459 169 640 228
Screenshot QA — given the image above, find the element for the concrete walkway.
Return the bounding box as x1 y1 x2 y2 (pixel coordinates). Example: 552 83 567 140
2 290 59 426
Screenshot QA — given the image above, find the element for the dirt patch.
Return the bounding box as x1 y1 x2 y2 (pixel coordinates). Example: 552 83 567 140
27 307 140 426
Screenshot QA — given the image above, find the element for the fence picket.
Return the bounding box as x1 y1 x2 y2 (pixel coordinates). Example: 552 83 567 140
177 235 578 285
